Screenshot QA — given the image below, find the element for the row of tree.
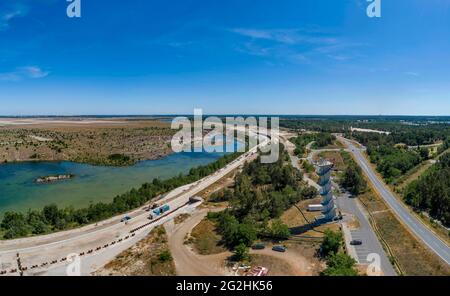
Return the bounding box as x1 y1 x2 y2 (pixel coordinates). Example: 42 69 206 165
320 230 358 276
290 132 335 157
352 132 429 184
207 147 317 255
281 117 449 147
404 153 450 227
0 152 242 239
339 153 367 195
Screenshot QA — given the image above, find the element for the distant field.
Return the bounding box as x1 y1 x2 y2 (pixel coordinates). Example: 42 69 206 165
0 118 175 166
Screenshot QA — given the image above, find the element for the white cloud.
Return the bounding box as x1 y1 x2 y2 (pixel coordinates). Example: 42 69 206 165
0 66 49 81
404 71 420 77
229 27 365 65
0 6 29 31
230 28 337 46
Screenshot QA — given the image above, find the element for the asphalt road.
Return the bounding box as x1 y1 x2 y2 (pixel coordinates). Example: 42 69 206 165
337 193 396 276
0 130 268 276
340 137 450 265
281 133 396 275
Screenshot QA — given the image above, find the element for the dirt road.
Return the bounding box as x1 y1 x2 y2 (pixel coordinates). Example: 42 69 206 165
165 210 231 276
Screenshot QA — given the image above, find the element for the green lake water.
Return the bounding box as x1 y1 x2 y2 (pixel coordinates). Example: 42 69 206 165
0 141 242 215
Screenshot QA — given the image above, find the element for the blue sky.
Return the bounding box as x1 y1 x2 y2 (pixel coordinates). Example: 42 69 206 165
0 0 449 115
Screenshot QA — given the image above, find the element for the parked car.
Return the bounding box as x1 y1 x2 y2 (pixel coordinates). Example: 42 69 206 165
120 216 131 222
252 243 266 250
350 240 363 246
272 246 286 253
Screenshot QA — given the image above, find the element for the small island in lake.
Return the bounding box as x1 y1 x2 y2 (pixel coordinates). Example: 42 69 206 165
35 174 75 184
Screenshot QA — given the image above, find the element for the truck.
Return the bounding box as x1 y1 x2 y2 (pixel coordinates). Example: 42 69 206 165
152 204 170 216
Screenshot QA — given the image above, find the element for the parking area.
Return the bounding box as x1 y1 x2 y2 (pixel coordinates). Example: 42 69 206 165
349 229 371 264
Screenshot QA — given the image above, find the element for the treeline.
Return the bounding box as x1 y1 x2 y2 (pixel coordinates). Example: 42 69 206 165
281 118 449 146
0 152 242 239
313 133 335 149
354 123 449 146
438 137 450 155
351 127 449 148
320 230 358 276
404 153 450 227
290 134 316 156
368 145 423 183
281 119 351 133
290 133 335 157
339 152 367 195
352 132 429 184
208 147 318 253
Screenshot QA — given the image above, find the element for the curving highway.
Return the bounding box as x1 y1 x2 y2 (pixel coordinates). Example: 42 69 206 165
340 137 450 265
0 128 269 276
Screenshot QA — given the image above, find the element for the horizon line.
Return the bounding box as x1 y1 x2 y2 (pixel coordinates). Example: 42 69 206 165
0 114 449 118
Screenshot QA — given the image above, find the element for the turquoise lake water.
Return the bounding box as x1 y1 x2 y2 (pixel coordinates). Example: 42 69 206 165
0 141 242 215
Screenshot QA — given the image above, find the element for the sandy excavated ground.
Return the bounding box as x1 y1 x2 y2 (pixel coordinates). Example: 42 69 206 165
0 118 175 165
93 225 176 276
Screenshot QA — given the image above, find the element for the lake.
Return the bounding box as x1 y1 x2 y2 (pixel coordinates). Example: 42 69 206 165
0 140 243 215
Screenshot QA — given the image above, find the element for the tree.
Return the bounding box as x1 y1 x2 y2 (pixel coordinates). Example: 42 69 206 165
321 230 343 257
1 212 30 239
158 250 173 262
235 223 257 247
218 212 240 247
419 147 429 160
233 243 249 261
269 219 291 240
341 164 367 195
321 253 358 276
43 204 60 225
404 152 450 227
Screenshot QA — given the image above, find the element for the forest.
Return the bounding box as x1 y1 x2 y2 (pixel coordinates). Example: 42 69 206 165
0 152 242 239
208 146 318 254
339 152 367 195
404 152 450 227
290 132 335 157
281 117 449 146
351 132 444 184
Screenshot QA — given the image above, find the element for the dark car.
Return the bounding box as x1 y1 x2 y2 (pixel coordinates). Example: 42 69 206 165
252 243 266 250
120 216 131 222
272 246 287 253
350 240 363 246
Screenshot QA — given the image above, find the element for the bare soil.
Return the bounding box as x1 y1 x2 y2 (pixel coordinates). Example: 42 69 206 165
93 226 176 276
0 119 174 166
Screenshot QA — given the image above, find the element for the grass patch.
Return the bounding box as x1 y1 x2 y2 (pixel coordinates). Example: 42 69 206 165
280 198 341 238
359 189 450 275
190 218 227 255
373 210 450 276
394 160 433 191
174 213 190 225
249 254 296 276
